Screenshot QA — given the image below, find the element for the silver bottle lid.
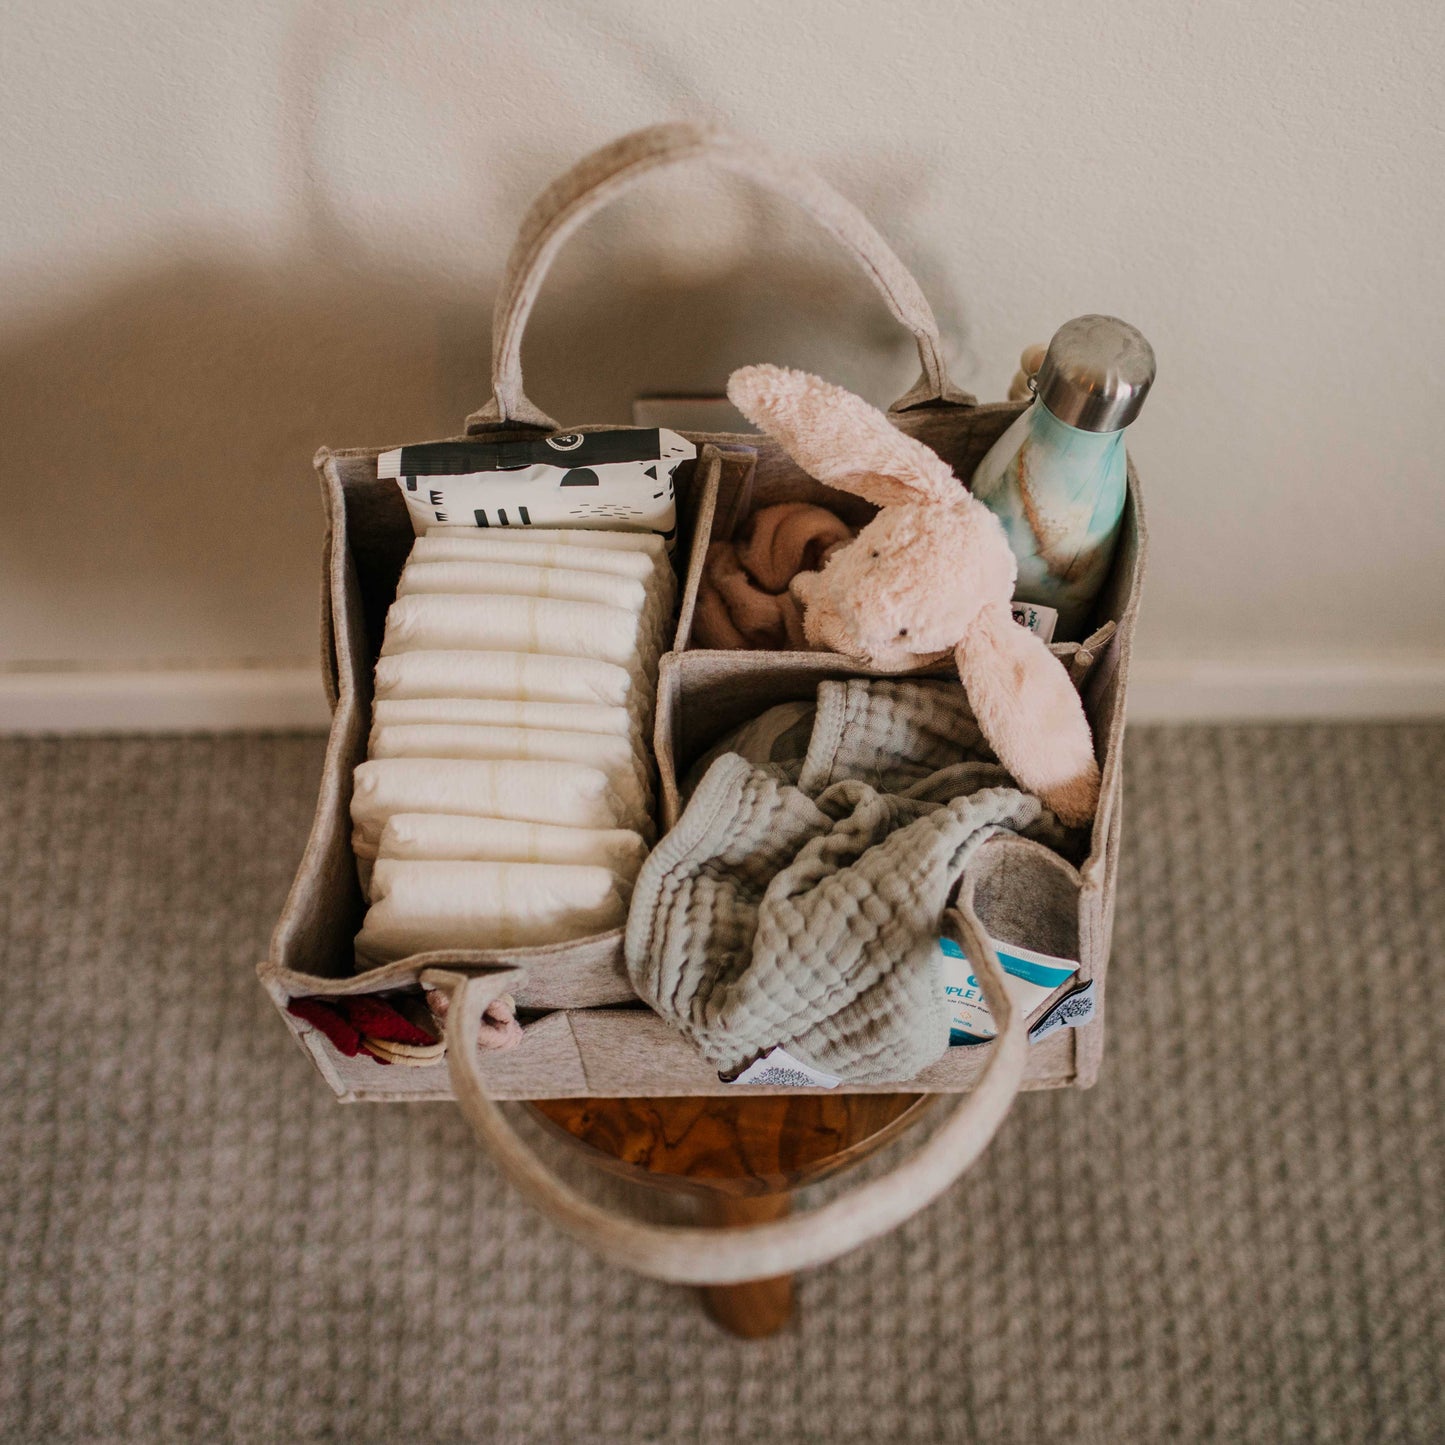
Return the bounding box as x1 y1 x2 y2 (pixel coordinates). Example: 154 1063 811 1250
1034 314 1155 432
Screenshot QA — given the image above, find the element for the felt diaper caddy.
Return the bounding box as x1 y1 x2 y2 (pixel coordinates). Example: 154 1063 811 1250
258 123 1147 1284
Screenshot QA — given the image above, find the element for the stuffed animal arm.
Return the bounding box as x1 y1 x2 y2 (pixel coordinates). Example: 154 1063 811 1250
726 364 1101 827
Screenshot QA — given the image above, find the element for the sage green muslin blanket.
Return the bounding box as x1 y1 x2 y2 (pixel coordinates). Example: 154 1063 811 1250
625 680 1077 1083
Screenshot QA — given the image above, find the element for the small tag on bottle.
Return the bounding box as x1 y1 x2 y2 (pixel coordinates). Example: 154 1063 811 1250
724 1046 842 1088
1010 601 1059 643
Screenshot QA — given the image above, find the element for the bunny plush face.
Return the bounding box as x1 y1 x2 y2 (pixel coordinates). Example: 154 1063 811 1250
728 363 1102 827
793 500 1016 670
727 363 1018 670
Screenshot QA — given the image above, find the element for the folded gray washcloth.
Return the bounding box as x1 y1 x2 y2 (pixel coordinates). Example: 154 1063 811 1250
626 680 1077 1083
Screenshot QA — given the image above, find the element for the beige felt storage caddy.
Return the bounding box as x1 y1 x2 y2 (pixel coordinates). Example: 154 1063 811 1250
257 124 1145 1282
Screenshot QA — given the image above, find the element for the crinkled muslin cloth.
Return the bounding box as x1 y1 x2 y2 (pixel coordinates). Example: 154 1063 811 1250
624 679 1077 1083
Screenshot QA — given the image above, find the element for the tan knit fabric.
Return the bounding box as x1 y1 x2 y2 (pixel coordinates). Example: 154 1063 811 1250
2 727 1441 1441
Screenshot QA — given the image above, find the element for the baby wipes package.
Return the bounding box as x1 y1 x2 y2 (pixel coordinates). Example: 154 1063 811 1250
940 934 1080 1045
379 429 695 544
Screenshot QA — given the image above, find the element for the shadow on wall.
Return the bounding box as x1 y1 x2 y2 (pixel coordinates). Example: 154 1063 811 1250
0 235 920 668
1 0 954 670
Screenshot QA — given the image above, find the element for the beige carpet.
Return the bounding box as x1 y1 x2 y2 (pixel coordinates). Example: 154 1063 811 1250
0 725 1441 1443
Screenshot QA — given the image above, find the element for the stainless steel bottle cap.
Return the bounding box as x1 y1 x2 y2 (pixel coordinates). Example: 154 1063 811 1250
1034 314 1155 432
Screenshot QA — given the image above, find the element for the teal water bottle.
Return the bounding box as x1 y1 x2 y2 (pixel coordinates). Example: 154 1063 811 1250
970 315 1155 641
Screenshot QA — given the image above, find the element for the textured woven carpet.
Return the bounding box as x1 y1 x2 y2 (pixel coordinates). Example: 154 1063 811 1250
0 726 1441 1443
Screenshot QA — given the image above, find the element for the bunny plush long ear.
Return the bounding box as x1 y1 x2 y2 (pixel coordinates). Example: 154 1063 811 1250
956 603 1101 827
728 365 961 508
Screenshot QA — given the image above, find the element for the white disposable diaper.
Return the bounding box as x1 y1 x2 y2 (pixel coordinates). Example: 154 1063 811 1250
370 696 635 738
368 723 651 823
396 560 672 641
356 859 628 960
414 533 667 578
375 812 649 880
372 651 638 710
350 757 641 849
425 524 669 558
379 594 661 670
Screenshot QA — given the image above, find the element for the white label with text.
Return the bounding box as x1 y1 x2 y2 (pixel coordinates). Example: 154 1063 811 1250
726 1046 843 1088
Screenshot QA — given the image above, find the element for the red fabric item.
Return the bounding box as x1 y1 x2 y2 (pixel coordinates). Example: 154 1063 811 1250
286 997 363 1056
338 995 437 1045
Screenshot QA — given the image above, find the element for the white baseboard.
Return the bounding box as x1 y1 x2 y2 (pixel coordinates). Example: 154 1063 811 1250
0 656 1442 734
0 667 330 733
1127 655 1445 723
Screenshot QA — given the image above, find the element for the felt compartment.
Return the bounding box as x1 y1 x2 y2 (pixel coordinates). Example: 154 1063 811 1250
260 403 1145 1100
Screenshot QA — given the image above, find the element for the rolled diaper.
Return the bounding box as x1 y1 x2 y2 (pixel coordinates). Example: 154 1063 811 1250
356 859 628 960
373 651 638 710
399 559 650 607
368 723 652 823
426 525 668 559
377 812 649 881
396 561 672 641
350 757 642 849
379 594 661 670
413 534 664 582
371 696 634 738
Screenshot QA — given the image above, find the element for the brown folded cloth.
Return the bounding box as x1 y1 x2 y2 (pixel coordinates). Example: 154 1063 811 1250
694 502 854 650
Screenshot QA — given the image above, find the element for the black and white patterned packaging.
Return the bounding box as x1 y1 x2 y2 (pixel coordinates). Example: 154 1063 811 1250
378 429 694 545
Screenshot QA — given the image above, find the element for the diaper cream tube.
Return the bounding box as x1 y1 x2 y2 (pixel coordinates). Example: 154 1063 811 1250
940 934 1080 1044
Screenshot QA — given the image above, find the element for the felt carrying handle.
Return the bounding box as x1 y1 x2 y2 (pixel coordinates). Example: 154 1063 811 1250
467 122 973 435
424 898 1024 1286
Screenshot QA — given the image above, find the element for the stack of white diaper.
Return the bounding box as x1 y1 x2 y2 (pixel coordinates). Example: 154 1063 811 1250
351 526 675 964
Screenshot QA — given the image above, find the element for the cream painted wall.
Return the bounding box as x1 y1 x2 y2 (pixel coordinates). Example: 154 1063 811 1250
2 0 1442 684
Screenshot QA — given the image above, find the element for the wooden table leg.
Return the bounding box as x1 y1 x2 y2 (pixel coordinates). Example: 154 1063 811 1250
528 1093 932 1337
696 1192 794 1338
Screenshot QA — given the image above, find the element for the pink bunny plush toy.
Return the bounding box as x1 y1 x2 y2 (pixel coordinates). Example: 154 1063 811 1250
726 364 1101 828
